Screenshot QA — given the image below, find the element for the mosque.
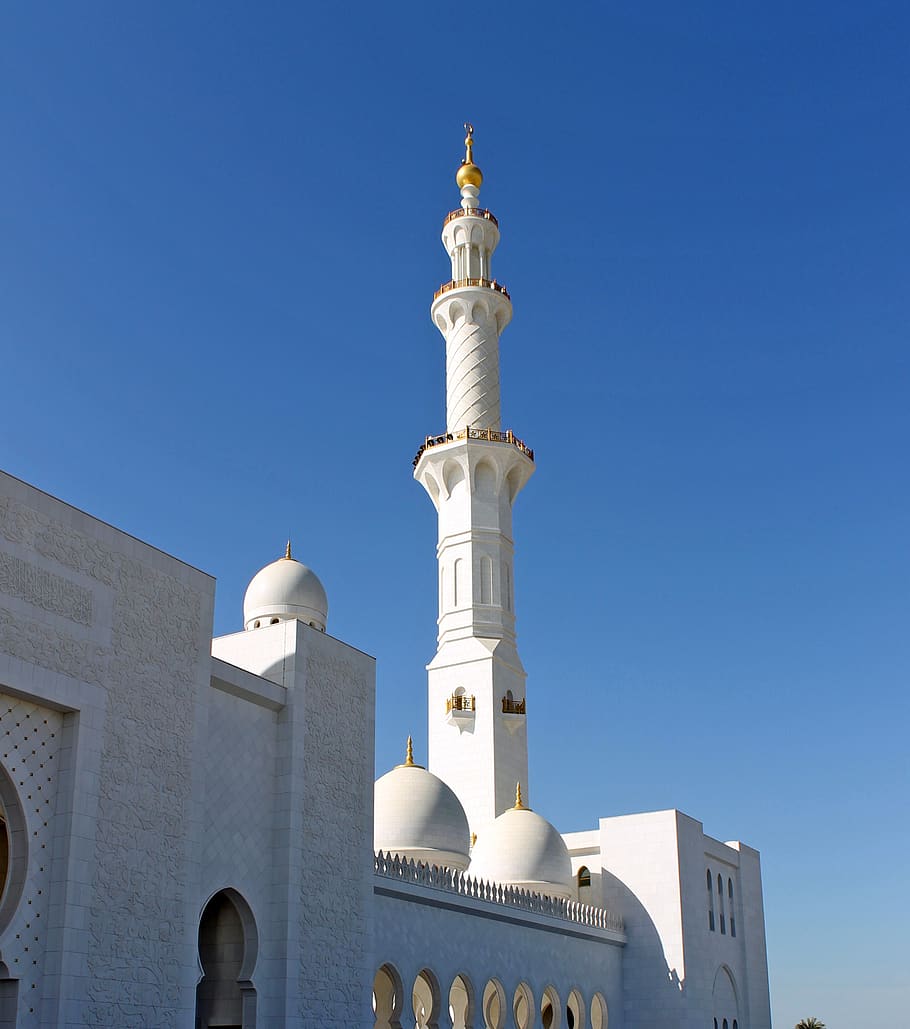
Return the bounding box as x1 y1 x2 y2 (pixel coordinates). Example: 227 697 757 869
0 128 771 1028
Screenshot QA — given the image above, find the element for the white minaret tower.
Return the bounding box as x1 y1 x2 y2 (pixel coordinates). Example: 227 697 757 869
414 125 535 842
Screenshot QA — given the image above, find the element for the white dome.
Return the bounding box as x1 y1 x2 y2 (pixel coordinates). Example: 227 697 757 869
243 546 328 631
374 747 470 871
468 794 573 900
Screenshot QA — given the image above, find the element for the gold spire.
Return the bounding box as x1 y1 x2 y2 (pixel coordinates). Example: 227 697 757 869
394 734 424 769
284 540 292 560
514 781 526 810
455 121 483 190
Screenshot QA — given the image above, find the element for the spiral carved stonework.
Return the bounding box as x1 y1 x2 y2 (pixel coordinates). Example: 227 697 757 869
446 307 502 432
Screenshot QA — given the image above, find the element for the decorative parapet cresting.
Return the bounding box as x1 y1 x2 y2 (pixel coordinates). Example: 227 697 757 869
413 426 534 468
374 851 625 934
434 278 510 301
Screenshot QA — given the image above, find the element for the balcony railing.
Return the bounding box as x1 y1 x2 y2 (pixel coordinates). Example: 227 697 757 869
434 278 510 301
446 693 476 714
501 696 526 715
413 426 534 468
443 207 499 228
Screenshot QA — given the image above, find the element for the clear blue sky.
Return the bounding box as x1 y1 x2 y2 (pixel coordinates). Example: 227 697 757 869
2 3 907 1025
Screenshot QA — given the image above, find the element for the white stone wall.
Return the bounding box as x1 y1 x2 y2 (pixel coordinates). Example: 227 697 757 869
0 694 64 1029
592 809 771 1029
373 878 624 1029
214 619 376 1027
0 470 215 1027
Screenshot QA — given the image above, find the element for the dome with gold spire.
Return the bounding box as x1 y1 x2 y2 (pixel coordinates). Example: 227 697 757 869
243 542 328 632
374 737 471 871
467 784 573 900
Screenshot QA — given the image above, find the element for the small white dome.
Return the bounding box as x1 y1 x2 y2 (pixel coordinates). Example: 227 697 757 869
243 545 328 631
374 743 470 871
468 791 572 899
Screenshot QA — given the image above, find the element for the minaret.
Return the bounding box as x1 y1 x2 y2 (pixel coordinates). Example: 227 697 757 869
414 125 535 841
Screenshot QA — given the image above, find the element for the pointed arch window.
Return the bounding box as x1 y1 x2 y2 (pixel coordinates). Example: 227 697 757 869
577 865 591 889
480 555 493 605
728 877 736 937
707 868 715 931
718 873 726 934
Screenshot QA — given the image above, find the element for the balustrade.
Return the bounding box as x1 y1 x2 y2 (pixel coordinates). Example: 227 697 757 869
443 207 499 228
434 277 510 300
413 426 534 468
374 851 624 933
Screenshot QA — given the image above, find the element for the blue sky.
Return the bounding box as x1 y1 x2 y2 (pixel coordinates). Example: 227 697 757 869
2 3 907 1025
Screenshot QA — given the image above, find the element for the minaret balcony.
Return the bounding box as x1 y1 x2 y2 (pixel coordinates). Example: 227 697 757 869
501 693 526 735
445 692 476 731
443 207 499 228
434 278 510 301
413 426 534 468
501 695 526 715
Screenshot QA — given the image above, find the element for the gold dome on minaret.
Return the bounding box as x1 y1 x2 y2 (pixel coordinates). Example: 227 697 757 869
455 122 483 189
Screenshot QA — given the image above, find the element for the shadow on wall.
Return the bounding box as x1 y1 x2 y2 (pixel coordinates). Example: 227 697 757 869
599 869 689 1023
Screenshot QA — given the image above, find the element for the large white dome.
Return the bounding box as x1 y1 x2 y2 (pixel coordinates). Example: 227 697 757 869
374 742 470 871
243 545 328 631
468 790 573 899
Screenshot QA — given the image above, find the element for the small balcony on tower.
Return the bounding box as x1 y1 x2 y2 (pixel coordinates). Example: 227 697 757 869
445 690 476 732
501 690 526 734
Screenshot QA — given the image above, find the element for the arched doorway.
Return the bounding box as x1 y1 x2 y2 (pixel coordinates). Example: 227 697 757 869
195 889 258 1029
712 965 739 1029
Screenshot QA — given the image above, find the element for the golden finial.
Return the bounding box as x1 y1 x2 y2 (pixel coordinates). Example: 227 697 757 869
456 121 483 191
395 734 424 769
471 832 477 847
514 781 526 810
284 540 292 560
464 122 475 163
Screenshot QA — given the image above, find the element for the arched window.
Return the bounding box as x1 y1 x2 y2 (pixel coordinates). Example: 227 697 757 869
728 878 736 937
540 985 560 1029
513 983 533 1029
707 868 715 931
717 873 726 934
482 979 506 1029
723 1020 728 1029
448 974 473 1029
589 993 608 1029
577 865 591 889
733 1021 738 1029
714 1021 718 1029
565 989 584 1029
412 968 440 1029
372 963 404 1029
480 555 493 605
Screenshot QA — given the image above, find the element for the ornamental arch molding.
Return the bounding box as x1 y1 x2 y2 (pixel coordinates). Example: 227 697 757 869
0 761 27 935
